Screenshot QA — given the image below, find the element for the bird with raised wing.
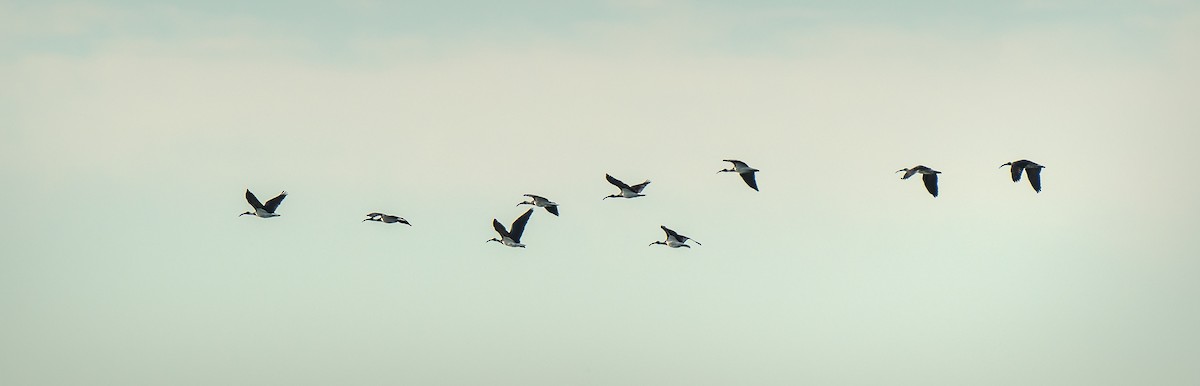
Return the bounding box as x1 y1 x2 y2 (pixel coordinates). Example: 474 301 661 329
517 194 560 216
1000 159 1045 192
240 190 288 218
649 225 701 248
363 212 411 225
895 165 941 197
717 159 760 191
487 208 535 248
604 174 651 199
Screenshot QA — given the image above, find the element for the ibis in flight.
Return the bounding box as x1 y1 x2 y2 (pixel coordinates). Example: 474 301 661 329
517 194 560 216
240 190 288 218
649 225 701 248
363 212 411 225
487 208 535 248
604 174 651 199
896 165 941 197
717 159 760 191
1000 159 1045 192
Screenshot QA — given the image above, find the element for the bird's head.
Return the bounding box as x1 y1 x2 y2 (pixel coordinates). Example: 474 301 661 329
239 211 253 217
1000 162 1012 169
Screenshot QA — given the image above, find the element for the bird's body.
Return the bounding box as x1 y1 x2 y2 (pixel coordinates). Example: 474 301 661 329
488 208 535 248
649 225 701 248
1001 159 1045 192
604 174 651 199
517 194 560 216
240 190 287 218
363 212 410 225
896 165 941 197
718 159 760 191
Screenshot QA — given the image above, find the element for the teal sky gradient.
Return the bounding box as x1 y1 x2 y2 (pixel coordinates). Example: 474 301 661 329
2 1 1199 385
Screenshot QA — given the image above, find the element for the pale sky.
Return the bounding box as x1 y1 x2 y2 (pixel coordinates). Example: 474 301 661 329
2 1 1199 385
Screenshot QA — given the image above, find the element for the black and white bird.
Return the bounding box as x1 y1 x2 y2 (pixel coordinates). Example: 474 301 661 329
896 165 941 197
604 174 651 199
517 194 559 216
649 225 701 248
717 159 760 191
239 189 287 218
487 208 535 248
363 212 411 225
1000 159 1045 192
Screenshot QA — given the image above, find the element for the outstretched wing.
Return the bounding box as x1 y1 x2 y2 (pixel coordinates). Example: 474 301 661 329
724 159 748 169
739 172 759 191
1026 167 1042 192
523 194 546 201
660 225 680 240
245 190 264 209
922 173 939 197
606 174 631 190
263 191 288 213
901 168 919 179
365 212 383 218
509 209 534 242
492 219 509 239
544 205 559 216
629 180 651 193
1010 164 1024 182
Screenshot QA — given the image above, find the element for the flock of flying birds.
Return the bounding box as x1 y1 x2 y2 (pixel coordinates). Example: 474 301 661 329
239 159 1046 249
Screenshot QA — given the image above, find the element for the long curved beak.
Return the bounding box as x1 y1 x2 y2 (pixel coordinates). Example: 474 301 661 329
895 169 906 173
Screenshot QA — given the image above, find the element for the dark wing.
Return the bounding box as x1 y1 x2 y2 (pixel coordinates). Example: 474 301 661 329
523 194 545 200
1027 167 1042 192
606 174 631 190
245 190 264 209
629 180 651 193
660 225 680 240
723 159 748 168
492 219 510 238
739 172 759 191
1010 164 1024 182
544 205 559 216
922 173 939 197
263 191 287 213
365 212 383 218
509 209 534 242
